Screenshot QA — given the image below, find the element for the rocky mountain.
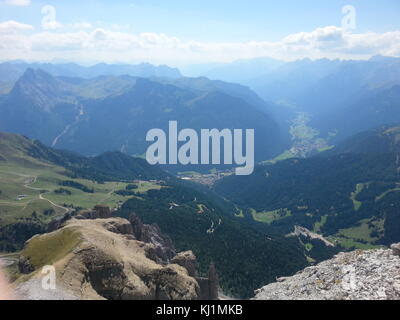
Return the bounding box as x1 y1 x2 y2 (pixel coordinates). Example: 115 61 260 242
0 69 285 170
0 69 82 145
187 56 400 145
15 213 212 300
254 244 400 300
182 57 284 83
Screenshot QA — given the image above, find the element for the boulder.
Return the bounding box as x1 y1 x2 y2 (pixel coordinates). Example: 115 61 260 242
391 243 400 257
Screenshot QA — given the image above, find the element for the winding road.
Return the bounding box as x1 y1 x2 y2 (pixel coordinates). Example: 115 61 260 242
0 171 70 215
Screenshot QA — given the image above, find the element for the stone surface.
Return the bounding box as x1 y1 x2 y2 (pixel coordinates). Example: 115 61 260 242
391 243 400 257
129 214 176 263
171 251 198 277
254 247 400 300
76 205 113 220
16 217 199 300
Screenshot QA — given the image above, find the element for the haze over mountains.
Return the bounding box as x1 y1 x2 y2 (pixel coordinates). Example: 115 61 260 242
0 64 284 171
185 55 400 143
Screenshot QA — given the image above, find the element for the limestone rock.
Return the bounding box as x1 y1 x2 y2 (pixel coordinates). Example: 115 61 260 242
129 214 176 263
76 205 112 220
16 217 199 300
171 251 198 277
254 248 400 300
391 243 400 257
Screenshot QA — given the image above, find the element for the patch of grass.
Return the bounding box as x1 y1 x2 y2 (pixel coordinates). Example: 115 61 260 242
0 162 163 227
235 209 244 218
331 218 385 250
135 181 162 193
332 238 381 250
317 146 334 152
264 150 294 164
350 183 365 211
22 227 82 269
251 208 292 224
313 215 328 233
304 243 314 251
337 218 384 243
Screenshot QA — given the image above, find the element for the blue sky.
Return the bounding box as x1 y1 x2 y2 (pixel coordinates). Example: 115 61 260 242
0 0 399 65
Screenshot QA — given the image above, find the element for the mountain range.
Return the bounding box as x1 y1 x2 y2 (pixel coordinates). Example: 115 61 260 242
1 57 400 300
186 56 400 145
0 61 181 93
0 68 284 172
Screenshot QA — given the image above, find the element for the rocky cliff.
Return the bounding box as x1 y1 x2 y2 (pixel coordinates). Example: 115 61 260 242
254 244 400 300
14 211 218 300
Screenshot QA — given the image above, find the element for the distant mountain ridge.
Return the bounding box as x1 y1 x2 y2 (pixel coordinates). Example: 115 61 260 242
0 61 181 84
325 125 400 155
0 69 285 171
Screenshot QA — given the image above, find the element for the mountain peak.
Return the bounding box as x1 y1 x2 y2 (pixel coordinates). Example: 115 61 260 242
9 68 67 112
20 68 56 83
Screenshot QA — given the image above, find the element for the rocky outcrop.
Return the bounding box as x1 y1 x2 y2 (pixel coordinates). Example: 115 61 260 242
15 213 220 300
196 263 220 300
254 245 400 300
76 205 112 220
16 217 199 300
128 214 176 263
391 243 400 257
171 251 197 278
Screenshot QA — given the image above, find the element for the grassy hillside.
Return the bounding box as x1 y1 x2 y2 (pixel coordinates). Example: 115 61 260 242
0 132 163 251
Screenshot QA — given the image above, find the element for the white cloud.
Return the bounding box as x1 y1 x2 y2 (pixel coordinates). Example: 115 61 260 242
0 24 399 65
3 0 31 6
0 20 34 33
72 22 93 30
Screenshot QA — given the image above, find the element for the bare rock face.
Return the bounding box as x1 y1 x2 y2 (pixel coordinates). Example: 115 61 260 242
18 256 34 275
171 251 198 277
101 219 133 236
129 214 176 263
254 246 400 300
391 243 400 257
16 217 199 300
76 205 112 220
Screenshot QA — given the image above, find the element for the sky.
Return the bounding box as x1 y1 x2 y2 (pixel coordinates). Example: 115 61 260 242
0 0 399 66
